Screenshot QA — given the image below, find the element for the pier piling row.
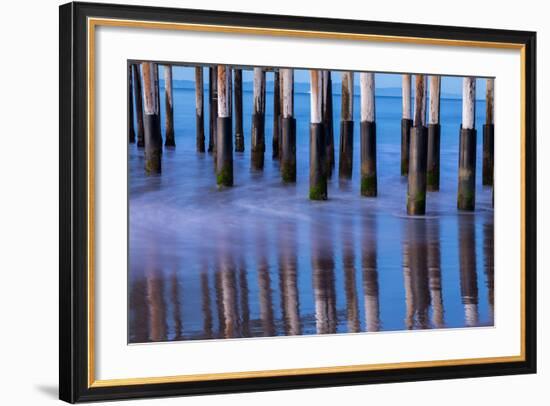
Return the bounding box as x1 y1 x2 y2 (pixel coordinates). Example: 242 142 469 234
131 64 493 215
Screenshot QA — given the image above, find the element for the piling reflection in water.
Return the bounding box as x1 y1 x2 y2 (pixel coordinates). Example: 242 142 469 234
278 221 301 336
361 216 380 332
129 209 493 342
459 217 479 327
311 220 337 335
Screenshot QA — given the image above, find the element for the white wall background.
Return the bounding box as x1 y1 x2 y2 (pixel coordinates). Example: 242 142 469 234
0 0 546 404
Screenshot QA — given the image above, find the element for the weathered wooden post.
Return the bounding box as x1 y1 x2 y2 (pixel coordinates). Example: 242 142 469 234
309 70 327 200
407 75 428 214
359 72 377 196
401 74 413 175
458 77 477 211
216 66 233 187
483 78 494 186
154 64 162 143
195 67 205 152
322 71 335 178
427 75 441 191
128 64 136 143
132 64 145 147
339 72 354 179
163 65 175 146
208 66 218 153
141 62 162 174
272 70 281 159
280 69 296 182
234 69 244 152
251 68 266 170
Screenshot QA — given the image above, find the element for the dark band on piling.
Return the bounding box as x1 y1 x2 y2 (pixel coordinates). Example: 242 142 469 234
458 127 477 211
310 122 327 200
427 123 441 191
401 118 413 176
144 113 162 174
407 126 428 215
251 112 265 170
360 121 377 197
216 116 233 187
339 120 354 180
281 117 297 183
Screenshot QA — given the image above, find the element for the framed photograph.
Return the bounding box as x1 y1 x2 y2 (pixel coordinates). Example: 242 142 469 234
59 1 536 403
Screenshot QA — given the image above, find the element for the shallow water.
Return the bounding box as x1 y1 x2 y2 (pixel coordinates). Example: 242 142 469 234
128 75 494 343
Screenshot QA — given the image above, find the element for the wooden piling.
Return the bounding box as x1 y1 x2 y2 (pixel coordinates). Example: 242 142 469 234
309 70 327 200
163 65 175 146
322 71 335 178
272 70 281 159
208 66 218 153
401 74 413 175
360 72 377 197
216 66 233 187
128 64 136 143
339 72 354 179
458 77 477 211
141 62 162 174
195 67 205 152
132 64 145 148
234 69 244 152
280 69 296 183
132 63 145 148
251 68 266 170
427 75 441 191
153 64 162 144
407 75 428 215
483 78 494 186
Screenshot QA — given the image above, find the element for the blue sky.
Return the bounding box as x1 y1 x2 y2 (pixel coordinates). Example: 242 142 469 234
160 65 487 97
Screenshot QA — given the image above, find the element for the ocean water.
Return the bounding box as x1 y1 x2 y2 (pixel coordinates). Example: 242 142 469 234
128 75 494 343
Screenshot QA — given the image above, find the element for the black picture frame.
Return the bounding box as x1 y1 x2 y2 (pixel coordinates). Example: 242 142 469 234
59 1 537 403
